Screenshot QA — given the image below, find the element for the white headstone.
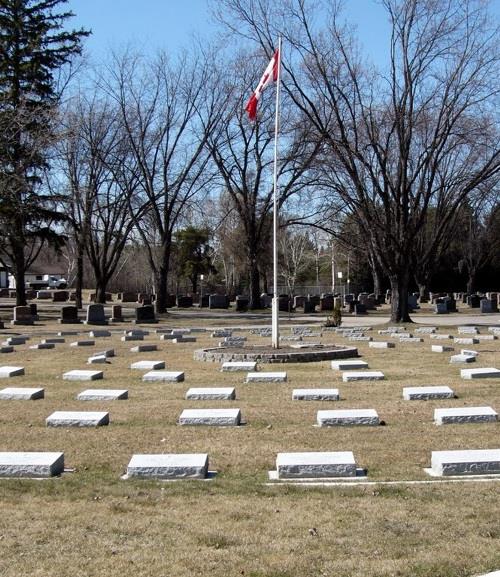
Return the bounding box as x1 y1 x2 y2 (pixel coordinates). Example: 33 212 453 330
142 370 184 382
185 387 236 400
369 341 395 349
87 355 108 364
0 387 44 400
431 449 500 476
126 453 208 479
46 411 109 427
0 452 64 477
221 361 257 372
77 389 128 401
403 386 455 400
461 368 500 380
431 345 454 353
130 360 166 371
246 372 287 383
275 451 357 479
342 371 384 382
331 360 368 371
292 389 340 401
178 408 241 426
434 407 498 425
29 343 55 350
63 370 103 381
450 354 476 363
0 366 25 378
454 337 479 345
317 409 380 426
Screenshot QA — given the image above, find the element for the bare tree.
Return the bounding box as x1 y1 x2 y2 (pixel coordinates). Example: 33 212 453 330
207 53 321 308
57 92 142 304
214 0 500 322
101 49 222 313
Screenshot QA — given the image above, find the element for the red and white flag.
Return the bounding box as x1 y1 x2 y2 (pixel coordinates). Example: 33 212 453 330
245 48 280 121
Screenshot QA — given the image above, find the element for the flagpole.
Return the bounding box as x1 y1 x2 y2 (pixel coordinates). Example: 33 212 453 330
271 36 282 349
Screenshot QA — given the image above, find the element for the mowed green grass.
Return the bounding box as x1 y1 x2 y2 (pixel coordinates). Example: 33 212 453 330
0 314 499 577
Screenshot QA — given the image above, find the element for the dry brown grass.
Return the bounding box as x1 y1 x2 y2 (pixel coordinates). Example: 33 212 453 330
0 308 499 577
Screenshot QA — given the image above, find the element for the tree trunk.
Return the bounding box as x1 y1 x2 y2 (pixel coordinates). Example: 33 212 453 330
389 270 412 323
13 243 27 306
248 254 261 309
75 247 84 309
368 252 382 298
155 242 172 315
466 270 477 295
95 277 108 304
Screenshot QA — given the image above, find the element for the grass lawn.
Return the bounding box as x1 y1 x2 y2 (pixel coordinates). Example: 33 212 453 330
0 306 499 577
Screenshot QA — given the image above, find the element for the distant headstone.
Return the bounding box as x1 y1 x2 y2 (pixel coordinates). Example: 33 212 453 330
176 295 193 308
480 299 494 314
84 304 107 326
222 361 256 372
110 305 124 322
10 306 33 326
120 292 136 302
59 306 81 324
134 305 157 324
369 341 395 349
52 291 69 302
461 368 500 380
467 295 481 308
209 294 230 309
235 296 249 312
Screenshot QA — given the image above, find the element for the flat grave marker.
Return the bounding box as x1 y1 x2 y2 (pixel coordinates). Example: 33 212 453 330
461 368 500 380
434 407 498 425
77 389 128 401
130 360 166 371
403 386 455 400
0 452 64 478
273 451 357 479
126 453 209 479
317 409 380 426
142 370 184 382
63 370 103 381
185 387 236 400
46 411 109 427
292 389 340 401
0 387 44 400
430 449 500 476
0 366 24 378
179 408 241 426
246 372 287 383
222 361 257 372
331 360 368 371
342 371 384 382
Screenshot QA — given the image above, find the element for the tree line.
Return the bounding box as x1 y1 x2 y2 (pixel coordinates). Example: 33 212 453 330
0 0 499 322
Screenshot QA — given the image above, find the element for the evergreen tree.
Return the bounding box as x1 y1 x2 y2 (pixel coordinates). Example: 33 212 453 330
0 0 89 304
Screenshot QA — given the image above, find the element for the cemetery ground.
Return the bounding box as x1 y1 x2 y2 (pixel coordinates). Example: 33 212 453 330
0 303 499 577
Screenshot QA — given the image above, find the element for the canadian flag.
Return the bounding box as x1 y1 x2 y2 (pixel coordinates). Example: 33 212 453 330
245 48 280 121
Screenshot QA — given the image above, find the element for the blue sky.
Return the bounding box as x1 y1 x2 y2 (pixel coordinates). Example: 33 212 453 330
67 0 393 63
67 0 499 67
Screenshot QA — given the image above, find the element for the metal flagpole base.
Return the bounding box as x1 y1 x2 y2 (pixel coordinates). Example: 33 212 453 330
272 296 280 349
